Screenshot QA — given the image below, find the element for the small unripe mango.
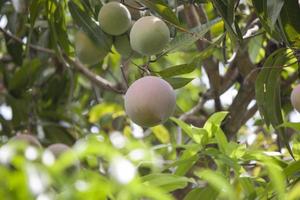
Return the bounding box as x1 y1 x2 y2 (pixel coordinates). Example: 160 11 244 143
114 34 140 58
75 31 112 65
10 134 41 148
124 76 176 127
98 2 131 36
130 16 170 56
46 143 70 158
114 34 133 58
291 84 300 112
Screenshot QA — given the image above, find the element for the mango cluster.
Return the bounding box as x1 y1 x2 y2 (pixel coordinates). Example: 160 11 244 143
74 1 176 127
75 1 171 64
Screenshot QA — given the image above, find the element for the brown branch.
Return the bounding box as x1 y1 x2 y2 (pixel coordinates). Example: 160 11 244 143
205 62 239 99
0 27 124 95
120 61 129 89
222 49 257 139
223 82 255 139
180 57 239 121
183 3 222 111
241 104 258 126
179 95 207 121
121 0 148 11
0 55 13 63
0 27 55 54
64 57 125 94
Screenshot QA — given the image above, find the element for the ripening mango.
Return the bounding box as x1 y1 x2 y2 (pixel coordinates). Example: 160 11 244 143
75 31 112 65
124 76 176 127
98 2 132 36
10 134 41 148
46 143 71 158
130 16 170 56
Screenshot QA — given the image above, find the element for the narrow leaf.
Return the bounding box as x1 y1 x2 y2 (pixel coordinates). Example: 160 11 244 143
164 77 194 89
151 125 170 144
157 63 197 78
89 103 123 123
195 170 237 200
142 173 192 192
163 18 221 53
171 117 208 145
137 0 180 26
184 187 218 200
255 48 295 158
279 0 300 47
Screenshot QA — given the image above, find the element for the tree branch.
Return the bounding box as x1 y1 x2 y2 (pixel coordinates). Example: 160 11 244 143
0 27 55 54
183 3 222 111
241 104 258 126
0 27 124 95
63 57 125 94
222 49 256 139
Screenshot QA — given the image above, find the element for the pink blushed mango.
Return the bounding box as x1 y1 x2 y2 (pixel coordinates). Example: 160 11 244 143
11 134 41 148
47 143 70 158
124 76 176 127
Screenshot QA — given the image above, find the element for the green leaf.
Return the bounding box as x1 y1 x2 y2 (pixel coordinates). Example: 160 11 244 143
203 111 228 138
6 94 30 127
284 160 300 178
29 0 44 26
0 1 3 11
157 63 197 78
68 1 112 51
287 182 300 200
278 122 300 131
53 4 70 54
174 148 199 176
141 173 192 192
213 124 229 154
255 48 294 158
251 0 282 40
8 59 41 95
267 0 285 26
184 187 218 200
195 170 237 200
151 125 170 144
199 112 230 154
5 35 23 66
41 73 71 107
248 34 265 64
89 103 123 123
263 158 286 200
137 0 180 26
205 111 229 126
163 18 221 53
211 0 242 43
238 177 257 199
164 77 194 89
171 117 208 145
279 0 300 47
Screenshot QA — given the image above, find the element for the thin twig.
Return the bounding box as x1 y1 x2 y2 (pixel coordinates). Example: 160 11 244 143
64 56 125 94
0 27 55 55
120 63 129 89
179 95 207 121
